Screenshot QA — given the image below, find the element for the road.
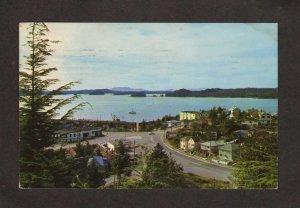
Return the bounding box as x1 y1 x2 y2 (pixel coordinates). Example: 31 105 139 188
151 130 232 181
51 130 232 181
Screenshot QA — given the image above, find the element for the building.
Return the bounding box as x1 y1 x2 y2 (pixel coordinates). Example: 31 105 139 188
107 142 115 151
180 137 189 151
87 156 110 168
180 111 200 121
218 143 240 164
200 141 225 154
258 112 272 125
232 130 250 139
166 120 181 128
54 128 102 143
187 137 202 151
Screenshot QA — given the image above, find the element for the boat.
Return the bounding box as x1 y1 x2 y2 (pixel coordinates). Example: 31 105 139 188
129 110 136 115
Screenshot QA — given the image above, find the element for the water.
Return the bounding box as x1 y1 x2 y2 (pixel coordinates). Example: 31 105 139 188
56 94 278 122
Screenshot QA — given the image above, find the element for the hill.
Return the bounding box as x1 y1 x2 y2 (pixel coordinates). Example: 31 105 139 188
165 88 278 98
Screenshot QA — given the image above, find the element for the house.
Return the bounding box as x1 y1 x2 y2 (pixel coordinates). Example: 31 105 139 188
180 137 189 151
218 143 240 164
232 130 250 140
180 111 200 121
166 120 181 128
187 137 202 151
87 156 110 168
258 112 272 125
201 141 225 154
55 128 102 143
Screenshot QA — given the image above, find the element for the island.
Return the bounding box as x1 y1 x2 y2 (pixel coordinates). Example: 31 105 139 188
130 92 146 97
165 88 278 99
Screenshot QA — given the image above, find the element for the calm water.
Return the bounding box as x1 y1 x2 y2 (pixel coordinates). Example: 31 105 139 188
57 94 278 122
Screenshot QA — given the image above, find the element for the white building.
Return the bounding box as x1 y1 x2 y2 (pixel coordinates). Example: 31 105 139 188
107 142 115 151
55 128 102 143
180 111 199 120
258 112 272 125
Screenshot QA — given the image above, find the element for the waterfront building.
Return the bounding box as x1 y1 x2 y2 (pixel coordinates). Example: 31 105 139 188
180 111 203 121
54 128 102 143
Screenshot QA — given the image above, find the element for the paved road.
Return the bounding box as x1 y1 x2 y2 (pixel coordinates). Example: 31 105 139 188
151 130 232 181
51 130 232 181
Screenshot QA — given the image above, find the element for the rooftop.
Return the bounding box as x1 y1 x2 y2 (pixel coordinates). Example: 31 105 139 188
219 143 240 151
201 141 225 147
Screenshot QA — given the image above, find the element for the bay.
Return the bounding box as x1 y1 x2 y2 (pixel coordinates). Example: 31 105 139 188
56 94 278 122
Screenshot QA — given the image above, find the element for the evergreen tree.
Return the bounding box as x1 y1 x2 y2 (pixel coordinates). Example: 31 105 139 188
19 23 86 187
137 144 184 188
111 140 131 185
231 133 278 189
86 160 106 188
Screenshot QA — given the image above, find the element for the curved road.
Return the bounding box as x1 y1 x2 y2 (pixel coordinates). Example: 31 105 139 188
52 130 232 182
151 131 232 182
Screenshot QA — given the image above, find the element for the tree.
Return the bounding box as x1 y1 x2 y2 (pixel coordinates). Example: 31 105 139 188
86 160 106 188
111 140 131 185
231 133 278 189
136 144 185 188
19 23 86 187
191 121 201 137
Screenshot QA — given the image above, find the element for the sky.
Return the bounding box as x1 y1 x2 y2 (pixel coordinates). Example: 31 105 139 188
19 23 278 90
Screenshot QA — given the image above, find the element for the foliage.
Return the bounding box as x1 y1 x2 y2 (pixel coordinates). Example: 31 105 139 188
86 160 106 188
166 88 278 98
19 22 87 188
218 119 241 136
168 136 181 149
231 133 278 189
133 144 186 188
112 140 131 184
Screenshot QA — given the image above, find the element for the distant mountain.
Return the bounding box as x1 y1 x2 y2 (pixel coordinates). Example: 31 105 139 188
165 88 278 98
111 87 146 92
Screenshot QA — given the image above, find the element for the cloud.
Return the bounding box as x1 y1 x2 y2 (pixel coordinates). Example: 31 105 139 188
19 23 278 90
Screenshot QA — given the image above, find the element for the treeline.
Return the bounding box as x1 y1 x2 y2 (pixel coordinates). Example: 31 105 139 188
165 88 278 98
41 89 171 95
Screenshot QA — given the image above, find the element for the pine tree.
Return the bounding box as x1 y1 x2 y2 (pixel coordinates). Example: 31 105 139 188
231 133 278 189
111 140 131 185
19 23 86 187
136 144 184 188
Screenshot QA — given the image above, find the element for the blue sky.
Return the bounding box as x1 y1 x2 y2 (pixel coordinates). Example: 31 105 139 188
19 23 277 90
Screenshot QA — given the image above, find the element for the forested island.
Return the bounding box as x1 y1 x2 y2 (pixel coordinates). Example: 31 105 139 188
165 88 278 98
39 87 277 98
130 92 146 97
